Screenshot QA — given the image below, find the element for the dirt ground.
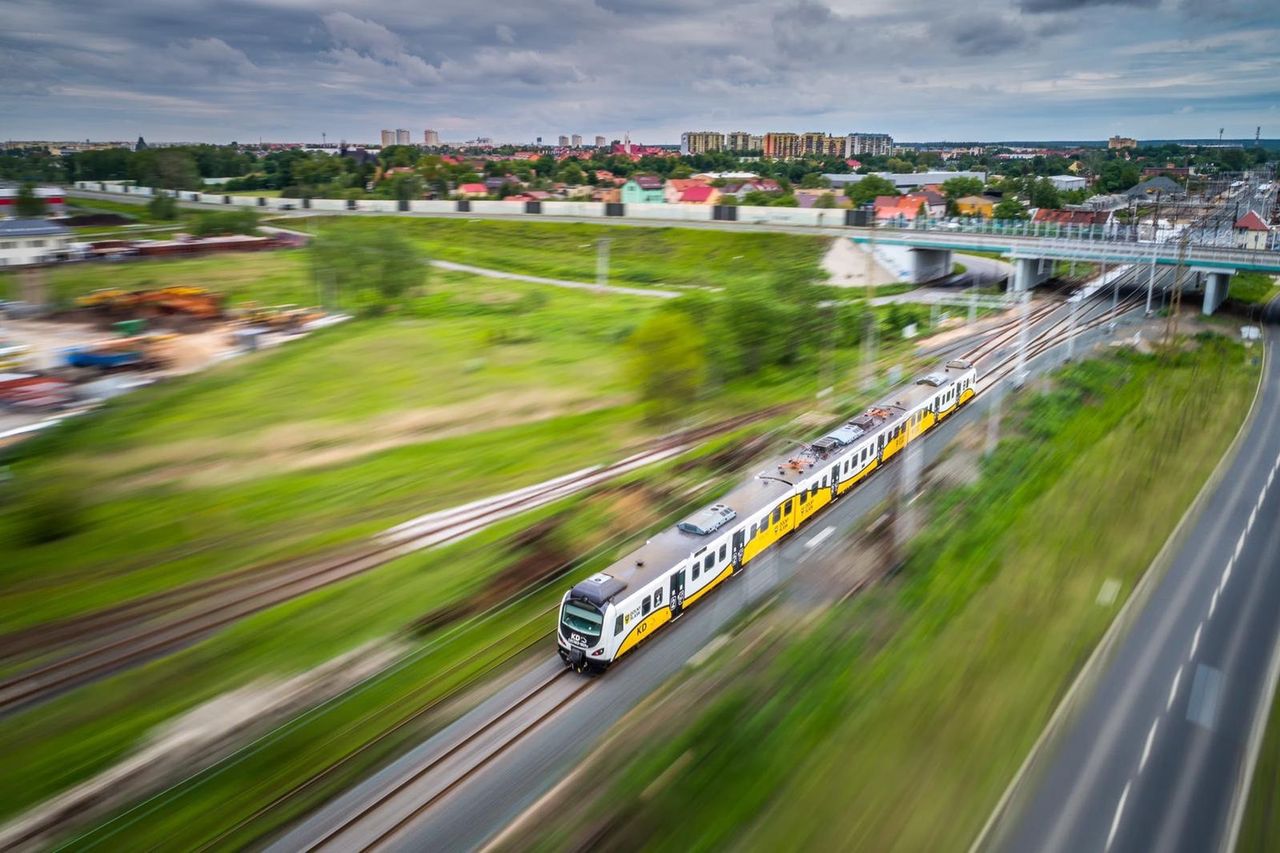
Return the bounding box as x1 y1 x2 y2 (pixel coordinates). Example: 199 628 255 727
822 238 899 288
1 317 236 376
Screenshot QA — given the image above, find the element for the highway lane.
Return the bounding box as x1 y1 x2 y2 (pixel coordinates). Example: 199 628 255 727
996 322 1280 853
271 296 1144 852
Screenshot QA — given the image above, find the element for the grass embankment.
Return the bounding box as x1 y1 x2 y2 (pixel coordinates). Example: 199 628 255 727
1229 271 1280 306
294 216 829 292
518 335 1259 852
1240 685 1280 851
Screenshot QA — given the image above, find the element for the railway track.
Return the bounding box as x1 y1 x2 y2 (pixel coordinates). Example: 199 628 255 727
298 668 591 852
0 407 792 716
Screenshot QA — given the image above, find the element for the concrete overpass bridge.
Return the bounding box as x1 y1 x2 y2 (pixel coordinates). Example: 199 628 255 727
853 232 1280 315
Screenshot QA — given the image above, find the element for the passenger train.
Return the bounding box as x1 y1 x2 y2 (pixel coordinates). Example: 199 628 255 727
557 359 977 672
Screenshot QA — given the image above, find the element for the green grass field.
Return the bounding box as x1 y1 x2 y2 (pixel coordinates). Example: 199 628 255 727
0 272 659 632
1240 684 1280 851
1229 270 1280 306
0 251 312 307
294 216 829 292
515 335 1260 852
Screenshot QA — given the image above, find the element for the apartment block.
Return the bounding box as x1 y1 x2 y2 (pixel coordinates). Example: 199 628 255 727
680 131 726 155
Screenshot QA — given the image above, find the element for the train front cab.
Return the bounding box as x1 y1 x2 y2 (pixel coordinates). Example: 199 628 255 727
557 573 626 673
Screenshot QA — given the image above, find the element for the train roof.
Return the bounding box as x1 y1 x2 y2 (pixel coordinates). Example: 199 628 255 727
586 360 973 604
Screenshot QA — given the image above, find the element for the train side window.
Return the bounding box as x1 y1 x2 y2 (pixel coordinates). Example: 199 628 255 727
654 588 663 606
719 544 726 560
702 554 712 571
784 501 792 515
750 522 758 539
615 615 623 634
799 490 807 504
771 508 780 524
693 563 700 580
642 596 651 616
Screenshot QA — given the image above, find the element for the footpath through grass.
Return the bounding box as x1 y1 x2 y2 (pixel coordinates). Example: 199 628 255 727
518 334 1259 852
1240 684 1280 851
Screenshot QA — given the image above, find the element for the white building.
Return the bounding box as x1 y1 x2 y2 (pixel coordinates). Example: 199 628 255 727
424 129 440 145
380 129 395 147
1048 174 1087 192
846 132 894 156
571 134 583 147
395 129 411 145
0 219 73 267
1234 211 1270 251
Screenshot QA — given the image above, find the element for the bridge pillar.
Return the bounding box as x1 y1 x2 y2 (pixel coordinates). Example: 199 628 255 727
1012 257 1052 292
1202 270 1232 316
910 247 953 284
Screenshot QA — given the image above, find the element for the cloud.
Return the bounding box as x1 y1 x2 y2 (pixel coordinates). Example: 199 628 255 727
0 0 1274 143
1019 0 1157 12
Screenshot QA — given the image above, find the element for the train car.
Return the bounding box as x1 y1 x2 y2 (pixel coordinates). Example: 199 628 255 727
558 359 977 672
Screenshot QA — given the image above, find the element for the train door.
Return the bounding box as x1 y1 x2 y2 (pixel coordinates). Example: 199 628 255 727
877 433 886 462
830 463 841 500
731 529 745 569
670 569 686 616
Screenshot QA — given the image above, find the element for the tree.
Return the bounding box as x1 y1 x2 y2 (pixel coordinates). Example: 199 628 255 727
147 190 179 220
15 183 45 218
309 223 426 314
799 172 831 189
626 310 706 420
993 196 1028 220
719 193 738 206
941 176 984 201
845 173 898 206
1028 178 1061 210
814 193 838 208
130 149 201 190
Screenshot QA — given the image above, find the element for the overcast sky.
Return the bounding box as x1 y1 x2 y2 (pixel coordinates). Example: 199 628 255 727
2 0 1276 144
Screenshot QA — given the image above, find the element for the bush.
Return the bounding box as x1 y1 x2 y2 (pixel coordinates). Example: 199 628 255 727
190 209 260 237
147 191 179 220
16 479 86 545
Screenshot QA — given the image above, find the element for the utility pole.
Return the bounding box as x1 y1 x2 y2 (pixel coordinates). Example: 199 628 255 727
1067 295 1079 361
985 378 1004 457
1145 241 1157 315
1107 259 1117 330
596 238 610 290
862 233 878 392
1014 289 1031 388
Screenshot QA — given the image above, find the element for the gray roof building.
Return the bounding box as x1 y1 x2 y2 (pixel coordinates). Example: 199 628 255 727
0 219 71 237
1126 176 1184 198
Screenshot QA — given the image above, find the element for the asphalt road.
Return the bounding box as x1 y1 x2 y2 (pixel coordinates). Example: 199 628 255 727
271 291 1142 852
997 319 1280 853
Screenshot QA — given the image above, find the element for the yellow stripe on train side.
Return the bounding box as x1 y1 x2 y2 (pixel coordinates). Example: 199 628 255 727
615 605 673 658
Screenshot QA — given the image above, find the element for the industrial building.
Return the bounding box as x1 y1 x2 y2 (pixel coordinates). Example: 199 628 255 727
0 219 73 267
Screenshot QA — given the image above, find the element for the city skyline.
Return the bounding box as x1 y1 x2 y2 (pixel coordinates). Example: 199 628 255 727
1 0 1276 143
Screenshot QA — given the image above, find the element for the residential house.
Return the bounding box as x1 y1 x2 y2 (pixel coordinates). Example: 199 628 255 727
664 178 711 205
456 182 489 198
794 189 843 209
621 175 665 204
954 195 995 217
592 187 621 203
874 193 933 223
1234 211 1270 250
677 185 720 205
918 188 946 218
594 170 624 185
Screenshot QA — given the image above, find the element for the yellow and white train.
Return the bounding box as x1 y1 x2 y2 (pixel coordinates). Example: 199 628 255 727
558 359 977 672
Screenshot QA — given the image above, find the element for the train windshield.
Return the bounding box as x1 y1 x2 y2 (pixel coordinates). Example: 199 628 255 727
561 602 603 638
